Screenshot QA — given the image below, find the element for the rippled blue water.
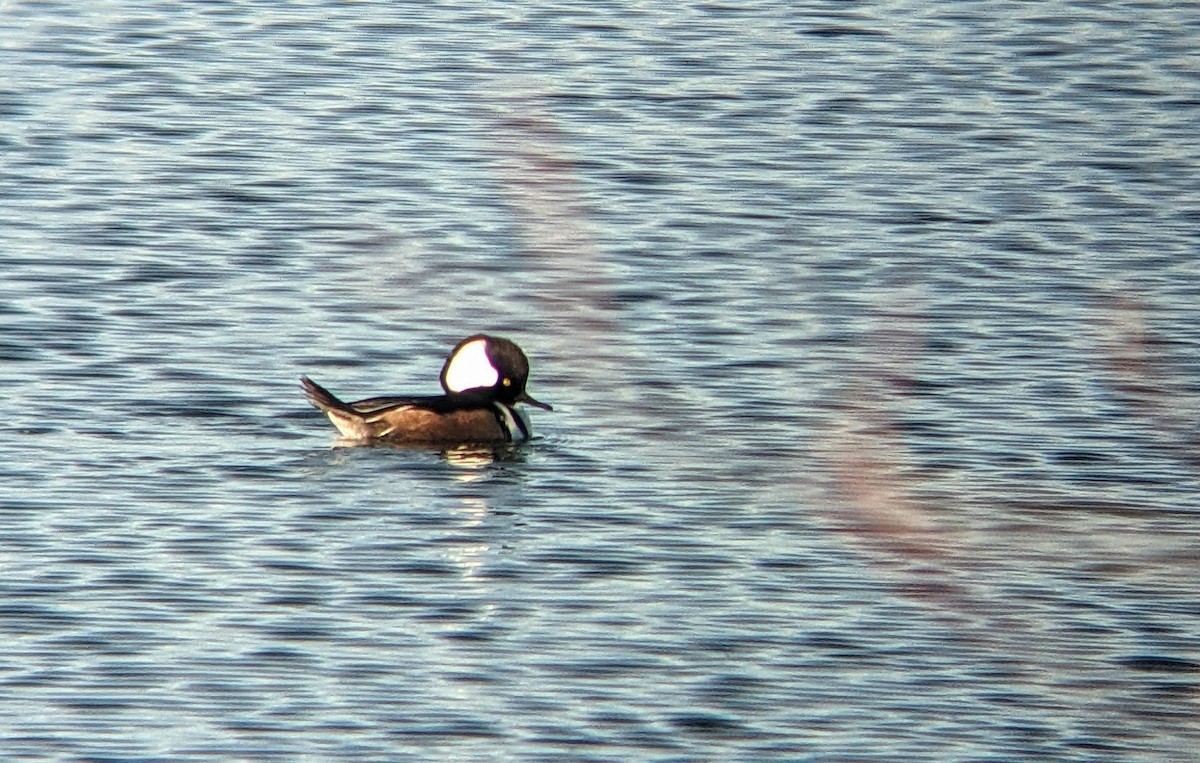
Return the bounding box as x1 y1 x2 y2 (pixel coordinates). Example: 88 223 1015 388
3 2 1199 761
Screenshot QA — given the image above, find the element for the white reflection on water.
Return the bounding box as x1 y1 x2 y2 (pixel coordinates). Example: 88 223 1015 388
448 465 492 580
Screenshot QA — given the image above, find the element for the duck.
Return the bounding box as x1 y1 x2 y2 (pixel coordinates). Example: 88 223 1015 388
300 334 552 444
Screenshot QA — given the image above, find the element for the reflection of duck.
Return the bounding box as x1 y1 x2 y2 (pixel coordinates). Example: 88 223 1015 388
301 334 552 444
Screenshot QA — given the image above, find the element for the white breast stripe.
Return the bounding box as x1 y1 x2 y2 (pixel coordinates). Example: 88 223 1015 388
443 339 499 392
492 402 528 441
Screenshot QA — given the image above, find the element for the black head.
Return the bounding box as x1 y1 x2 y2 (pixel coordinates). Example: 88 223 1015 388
439 334 552 410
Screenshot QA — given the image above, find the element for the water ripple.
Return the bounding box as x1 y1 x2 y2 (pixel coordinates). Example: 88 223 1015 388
2 1 1199 761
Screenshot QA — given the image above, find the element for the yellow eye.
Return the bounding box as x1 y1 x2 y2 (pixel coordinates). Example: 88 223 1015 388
502 377 512 387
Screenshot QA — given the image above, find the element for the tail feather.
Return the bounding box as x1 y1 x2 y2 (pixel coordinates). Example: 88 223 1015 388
301 376 379 439
300 376 354 414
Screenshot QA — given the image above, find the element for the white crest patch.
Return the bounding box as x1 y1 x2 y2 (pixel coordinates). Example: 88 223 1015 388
443 338 499 392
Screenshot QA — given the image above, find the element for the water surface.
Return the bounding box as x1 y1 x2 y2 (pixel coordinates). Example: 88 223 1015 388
2 2 1199 761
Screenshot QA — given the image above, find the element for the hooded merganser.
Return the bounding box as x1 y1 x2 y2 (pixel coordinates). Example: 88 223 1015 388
300 334 552 444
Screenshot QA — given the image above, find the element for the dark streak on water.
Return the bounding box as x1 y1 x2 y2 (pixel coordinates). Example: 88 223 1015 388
2 2 1200 761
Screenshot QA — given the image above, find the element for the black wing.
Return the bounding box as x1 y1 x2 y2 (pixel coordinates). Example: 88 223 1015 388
348 388 497 415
